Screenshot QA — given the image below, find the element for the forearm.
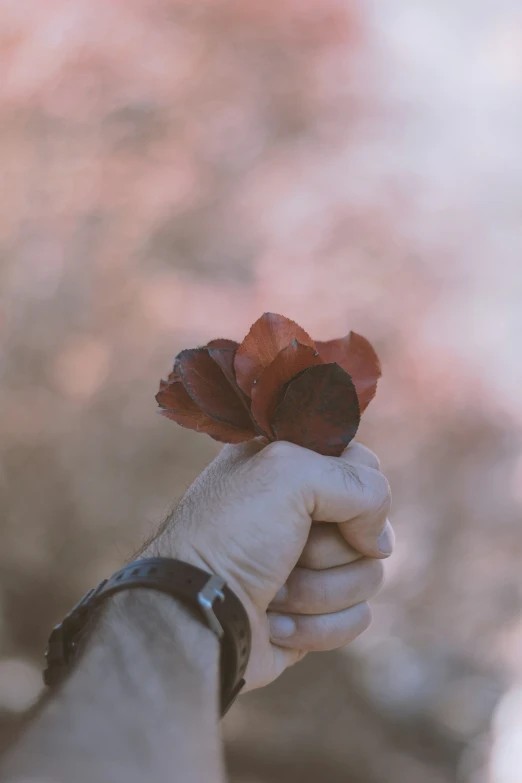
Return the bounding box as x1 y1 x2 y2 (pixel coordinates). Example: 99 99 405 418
1 590 224 783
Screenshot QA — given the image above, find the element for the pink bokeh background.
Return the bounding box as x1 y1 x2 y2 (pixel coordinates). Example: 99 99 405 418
2 1 522 781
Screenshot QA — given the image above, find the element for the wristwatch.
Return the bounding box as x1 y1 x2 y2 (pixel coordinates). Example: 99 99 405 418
43 557 252 717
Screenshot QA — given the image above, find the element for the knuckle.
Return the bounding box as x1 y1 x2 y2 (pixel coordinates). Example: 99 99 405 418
259 440 303 466
337 463 391 515
362 558 385 594
292 616 328 652
252 440 302 487
368 470 392 515
350 443 381 470
366 447 381 471
313 617 335 648
256 441 315 499
337 462 366 494
356 602 373 634
300 602 373 652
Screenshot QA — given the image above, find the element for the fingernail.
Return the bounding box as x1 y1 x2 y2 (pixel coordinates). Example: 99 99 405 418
378 520 394 556
272 584 288 604
268 614 296 640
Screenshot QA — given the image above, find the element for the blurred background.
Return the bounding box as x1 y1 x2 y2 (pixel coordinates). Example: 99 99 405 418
1 0 522 780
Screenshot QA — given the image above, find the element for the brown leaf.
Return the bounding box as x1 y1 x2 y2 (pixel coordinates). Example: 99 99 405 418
207 345 257 422
207 346 241 390
159 368 181 391
250 340 324 436
272 363 360 456
156 381 254 443
176 348 254 430
206 338 240 350
234 312 316 396
316 332 381 412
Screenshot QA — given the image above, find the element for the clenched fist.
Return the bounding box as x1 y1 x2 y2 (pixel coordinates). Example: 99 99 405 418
144 439 393 691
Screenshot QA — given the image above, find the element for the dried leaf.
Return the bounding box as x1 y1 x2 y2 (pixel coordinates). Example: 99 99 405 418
316 332 381 412
207 345 256 420
207 346 242 390
157 317 380 453
206 338 240 351
234 312 315 396
156 381 253 443
272 363 360 456
250 340 324 436
176 348 254 430
159 366 181 391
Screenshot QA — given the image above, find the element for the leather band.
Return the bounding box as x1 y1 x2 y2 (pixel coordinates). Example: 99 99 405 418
43 558 251 716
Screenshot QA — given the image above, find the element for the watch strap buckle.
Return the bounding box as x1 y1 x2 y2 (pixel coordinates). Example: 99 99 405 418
197 574 226 639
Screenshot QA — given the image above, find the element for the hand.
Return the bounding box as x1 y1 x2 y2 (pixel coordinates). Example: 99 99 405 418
145 439 393 691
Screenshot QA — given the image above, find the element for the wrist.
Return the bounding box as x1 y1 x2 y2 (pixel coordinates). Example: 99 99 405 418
13 590 224 783
142 534 255 629
95 588 220 703
43 556 250 720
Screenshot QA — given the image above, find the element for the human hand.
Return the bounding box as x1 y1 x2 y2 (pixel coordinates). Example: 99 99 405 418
145 439 393 691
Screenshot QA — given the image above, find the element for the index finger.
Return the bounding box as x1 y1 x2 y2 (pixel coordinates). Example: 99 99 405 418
302 445 393 559
229 439 393 559
340 442 381 471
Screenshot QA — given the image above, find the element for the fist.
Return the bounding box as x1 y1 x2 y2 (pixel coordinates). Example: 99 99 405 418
145 439 393 691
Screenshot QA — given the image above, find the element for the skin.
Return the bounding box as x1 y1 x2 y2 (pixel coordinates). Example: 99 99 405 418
0 439 393 783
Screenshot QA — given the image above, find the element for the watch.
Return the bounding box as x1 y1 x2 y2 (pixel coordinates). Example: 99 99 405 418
43 557 252 717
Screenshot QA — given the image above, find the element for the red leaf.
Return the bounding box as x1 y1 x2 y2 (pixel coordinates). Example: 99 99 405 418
156 381 254 444
159 366 181 391
206 338 240 350
250 340 324 436
272 363 360 456
207 346 241 390
207 345 257 421
316 332 381 413
234 313 315 396
176 348 254 430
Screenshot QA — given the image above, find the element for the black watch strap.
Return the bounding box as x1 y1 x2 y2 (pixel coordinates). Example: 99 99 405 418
43 557 251 717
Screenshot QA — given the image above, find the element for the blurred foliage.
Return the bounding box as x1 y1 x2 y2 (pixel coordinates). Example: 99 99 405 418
2 1 522 781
